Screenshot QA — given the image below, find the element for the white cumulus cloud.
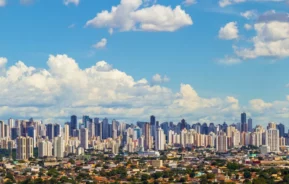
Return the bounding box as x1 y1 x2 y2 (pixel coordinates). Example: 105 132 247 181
0 57 7 76
0 54 245 123
244 23 252 30
235 20 289 59
152 74 170 84
85 0 193 32
249 99 273 113
64 0 79 6
218 22 239 40
2 55 289 125
93 38 107 49
217 55 242 65
0 57 7 68
241 10 258 19
219 0 246 7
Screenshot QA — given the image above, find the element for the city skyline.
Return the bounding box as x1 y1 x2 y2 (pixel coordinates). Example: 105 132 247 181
1 0 289 125
3 113 288 157
2 112 289 131
1 110 289 131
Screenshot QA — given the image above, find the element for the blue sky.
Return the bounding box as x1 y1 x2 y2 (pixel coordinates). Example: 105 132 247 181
0 0 289 127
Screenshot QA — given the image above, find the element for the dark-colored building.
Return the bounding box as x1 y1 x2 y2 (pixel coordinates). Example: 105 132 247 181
222 122 228 132
82 115 90 128
248 118 253 132
201 123 209 135
94 118 101 137
54 124 61 137
20 121 27 136
241 112 247 132
27 126 35 139
161 122 169 138
4 124 8 138
278 123 285 137
70 115 78 136
46 124 54 140
208 123 215 133
108 123 112 138
102 118 109 139
150 115 156 139
11 127 19 140
150 115 156 126
180 119 186 131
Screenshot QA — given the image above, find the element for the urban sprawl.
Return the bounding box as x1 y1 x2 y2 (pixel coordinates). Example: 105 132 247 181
0 113 289 183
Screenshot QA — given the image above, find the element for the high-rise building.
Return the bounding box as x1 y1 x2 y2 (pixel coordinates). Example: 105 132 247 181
241 112 247 132
216 131 228 152
277 123 285 137
248 118 253 132
156 128 165 150
265 127 280 153
38 140 52 158
72 129 79 137
82 115 90 128
95 120 102 138
0 121 4 138
112 120 118 139
80 128 88 149
133 128 141 140
15 120 21 128
267 122 277 129
4 124 10 139
252 126 264 147
150 115 156 126
27 126 36 147
180 119 186 131
208 123 215 134
16 136 34 160
20 121 27 136
194 123 201 134
222 122 228 132
241 132 251 146
53 136 64 158
144 123 151 150
39 124 46 137
150 115 156 140
232 130 241 147
201 123 208 135
236 123 241 131
8 118 14 129
46 124 54 140
54 124 61 137
102 118 109 139
11 127 20 140
88 121 95 139
160 122 169 137
108 123 112 138
70 115 78 136
64 123 70 145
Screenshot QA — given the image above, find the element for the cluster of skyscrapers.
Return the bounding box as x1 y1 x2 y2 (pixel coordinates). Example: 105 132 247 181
0 112 287 160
